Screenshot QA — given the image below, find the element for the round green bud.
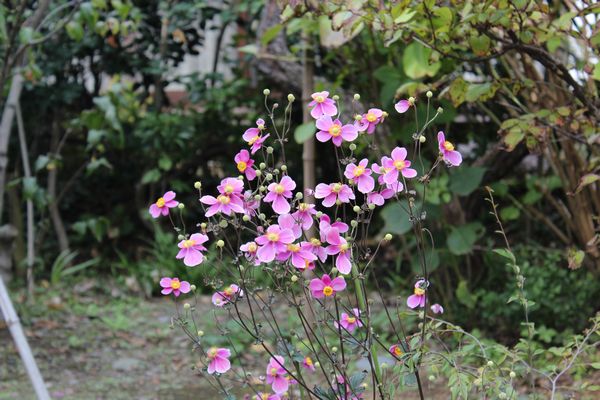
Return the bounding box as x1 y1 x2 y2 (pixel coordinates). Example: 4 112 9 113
354 114 362 121
437 107 444 114
273 103 279 109
314 362 320 368
368 203 376 210
177 203 185 209
295 192 303 200
331 267 338 274
219 220 228 228
348 179 355 185
259 162 267 170
382 111 389 118
280 165 287 172
419 135 426 143
197 330 204 337
316 211 323 218
418 311 425 319
331 346 338 353
287 94 295 102
216 240 225 248
178 234 185 241
408 96 415 105
183 303 191 310
259 186 266 192
426 90 433 98
238 175 244 180
265 173 273 181
194 181 201 189
428 375 435 381
487 361 494 367
353 205 361 213
255 169 262 177
349 143 357 151
200 223 207 230
417 322 423 329
498 393 507 399
259 213 266 220
263 89 270 96
350 220 358 228
384 233 393 241
332 95 339 101
291 275 298 282
353 93 360 101
509 371 516 379
242 215 250 222
273 169 279 175
335 199 342 206
266 147 274 154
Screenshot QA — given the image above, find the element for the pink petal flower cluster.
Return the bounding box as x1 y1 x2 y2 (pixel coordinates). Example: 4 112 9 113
302 356 315 372
335 308 363 332
255 393 280 400
212 284 243 307
266 355 289 394
389 344 404 358
207 347 231 374
159 277 191 297
243 118 270 154
200 177 245 217
356 108 384 134
308 91 337 119
240 241 260 265
314 182 355 207
438 131 462 166
344 158 374 194
431 303 444 314
381 147 417 184
276 242 317 270
255 224 295 263
407 279 428 309
324 228 352 274
309 274 346 298
176 233 208 267
234 149 257 181
316 116 358 147
149 191 178 218
292 202 317 230
264 176 296 214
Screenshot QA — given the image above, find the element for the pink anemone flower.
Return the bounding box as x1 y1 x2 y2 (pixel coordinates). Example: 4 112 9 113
200 177 245 217
255 394 281 400
309 274 346 299
243 190 260 217
278 213 302 240
324 228 352 274
438 131 462 166
344 158 375 194
243 118 270 154
315 116 358 147
389 344 404 359
292 202 317 230
308 91 337 119
176 233 209 267
356 108 384 134
302 356 316 372
212 284 243 307
394 99 410 113
240 241 260 265
276 242 317 270
431 303 444 314
306 237 327 263
160 277 191 297
149 191 179 218
407 279 428 309
255 224 295 263
319 215 349 237
234 149 256 181
207 347 231 374
381 147 417 184
335 308 363 332
314 182 355 207
266 355 289 394
264 176 296 214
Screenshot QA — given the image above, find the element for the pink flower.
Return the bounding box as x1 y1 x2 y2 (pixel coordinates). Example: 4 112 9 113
381 147 417 184
200 178 245 217
318 215 349 237
149 191 178 218
302 356 315 372
176 233 209 267
240 241 260 265
243 118 270 154
234 149 256 181
207 347 231 374
243 190 260 216
255 224 295 263
407 279 428 309
255 393 281 400
438 131 462 166
366 187 396 207
315 116 358 147
394 99 410 114
278 213 302 239
266 355 289 394
159 277 191 297
309 274 346 298
335 308 362 332
306 237 327 262
314 182 355 207
276 242 317 270
212 284 243 307
356 108 384 134
431 303 444 314
264 176 296 214
333 375 364 399
292 202 317 230
344 159 375 194
389 344 404 358
308 91 337 119
324 228 352 274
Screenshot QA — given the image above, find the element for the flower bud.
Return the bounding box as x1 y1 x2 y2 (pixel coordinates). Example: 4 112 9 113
190 284 197 291
331 346 338 353
384 233 392 241
350 220 358 228
353 205 361 213
194 181 202 189
314 362 320 368
177 203 185 209
259 162 267 170
353 93 360 101
200 223 207 230
335 199 342 206
332 95 339 101
437 107 443 114
259 186 266 192
259 213 266 220
197 330 204 337
263 89 270 96
418 311 424 319
354 114 362 121
487 361 494 367
183 303 191 310
219 220 228 228
382 111 389 118
368 203 376 210
242 215 250 222
428 375 435 381
349 143 357 151
509 371 516 379
178 234 185 241
331 268 338 275
419 135 426 143
273 169 279 175
291 275 298 282
316 211 323 218
498 393 507 399
280 165 287 172
266 147 274 154
266 173 273 181
238 175 244 180
216 240 225 248
255 169 262 177
408 97 415 105
287 94 295 102
426 90 433 98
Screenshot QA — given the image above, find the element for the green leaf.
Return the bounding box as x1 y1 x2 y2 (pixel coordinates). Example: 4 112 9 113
34 155 50 172
22 177 39 200
19 27 35 44
573 173 600 194
141 168 161 184
447 222 483 255
503 129 524 151
402 42 441 79
66 21 84 41
456 280 478 308
293 122 315 144
380 201 413 235
493 248 516 264
158 155 172 171
448 166 486 196
567 248 585 270
465 82 495 102
469 34 490 56
261 24 282 46
238 44 258 55
500 206 520 221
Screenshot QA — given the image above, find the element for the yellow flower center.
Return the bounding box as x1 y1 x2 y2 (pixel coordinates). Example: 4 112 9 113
310 238 321 246
208 347 218 358
394 347 403 356
443 141 454 151
323 286 334 296
347 316 356 324
274 184 285 194
315 95 325 103
340 243 350 252
156 197 166 207
183 239 195 249
224 287 233 296
248 135 259 145
247 243 257 252
267 232 280 242
305 357 313 366
287 243 300 252
329 124 342 137
224 184 234 194
414 287 425 296
299 202 309 211
393 160 406 170
171 280 181 290
353 166 365 177
217 195 231 205
332 183 343 193
261 395 269 400
270 367 279 376
237 161 247 172
366 112 377 123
